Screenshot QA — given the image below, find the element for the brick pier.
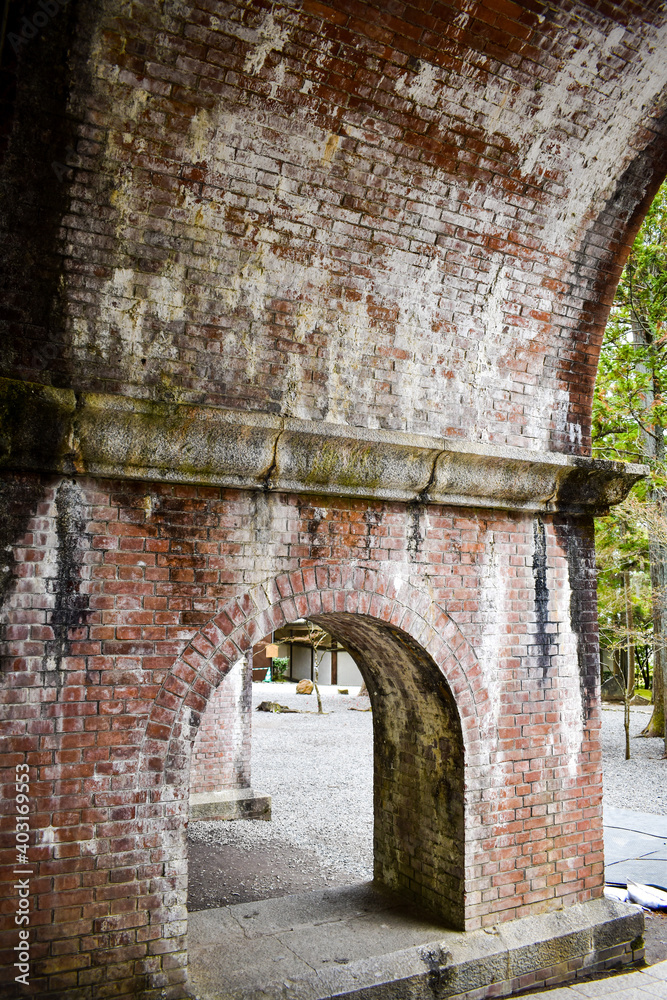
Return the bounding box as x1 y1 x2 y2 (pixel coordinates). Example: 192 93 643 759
2 0 665 996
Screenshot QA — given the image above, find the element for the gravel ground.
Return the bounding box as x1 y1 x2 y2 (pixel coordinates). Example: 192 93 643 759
601 703 667 815
188 685 666 899
189 684 374 888
187 685 667 962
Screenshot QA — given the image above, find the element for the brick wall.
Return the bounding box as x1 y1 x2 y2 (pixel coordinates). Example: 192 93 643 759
0 475 604 996
2 2 667 455
0 0 660 996
189 652 252 795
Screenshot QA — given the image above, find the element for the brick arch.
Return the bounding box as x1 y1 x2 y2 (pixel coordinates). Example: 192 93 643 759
6 2 667 462
141 566 485 780
552 128 667 455
138 566 486 949
3 1 663 994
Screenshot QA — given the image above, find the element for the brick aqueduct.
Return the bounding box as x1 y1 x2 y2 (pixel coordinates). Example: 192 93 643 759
0 0 665 997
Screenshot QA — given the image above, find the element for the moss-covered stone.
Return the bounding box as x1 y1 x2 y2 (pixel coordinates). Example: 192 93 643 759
0 376 648 510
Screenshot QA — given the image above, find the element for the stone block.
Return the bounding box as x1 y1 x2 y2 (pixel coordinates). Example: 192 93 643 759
189 788 271 822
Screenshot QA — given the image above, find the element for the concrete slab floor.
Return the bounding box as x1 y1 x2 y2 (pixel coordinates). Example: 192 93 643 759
524 960 667 1000
186 884 643 1000
187 810 667 965
604 809 667 893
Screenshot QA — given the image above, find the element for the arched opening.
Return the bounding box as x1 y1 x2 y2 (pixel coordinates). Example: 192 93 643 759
308 613 465 927
137 568 483 997
186 610 465 929
187 620 373 907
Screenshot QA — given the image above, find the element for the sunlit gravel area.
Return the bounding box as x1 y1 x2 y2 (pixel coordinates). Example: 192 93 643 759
188 689 667 889
601 703 666 816
189 683 375 884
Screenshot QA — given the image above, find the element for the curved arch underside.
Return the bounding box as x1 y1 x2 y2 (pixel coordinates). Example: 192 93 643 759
3 2 667 458
308 612 465 927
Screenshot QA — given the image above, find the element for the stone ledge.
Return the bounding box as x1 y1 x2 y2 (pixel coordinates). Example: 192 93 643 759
0 377 646 512
190 788 271 821
187 885 644 1000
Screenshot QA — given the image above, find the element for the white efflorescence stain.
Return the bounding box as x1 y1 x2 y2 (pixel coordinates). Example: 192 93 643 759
551 566 585 777
474 529 506 749
243 11 290 76
71 4 667 452
226 657 248 768
396 60 441 108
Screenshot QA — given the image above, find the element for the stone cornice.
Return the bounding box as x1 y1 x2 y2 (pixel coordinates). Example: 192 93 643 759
0 377 646 512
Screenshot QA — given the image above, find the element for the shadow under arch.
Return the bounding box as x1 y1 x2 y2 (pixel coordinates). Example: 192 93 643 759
138 567 487 963
307 611 465 928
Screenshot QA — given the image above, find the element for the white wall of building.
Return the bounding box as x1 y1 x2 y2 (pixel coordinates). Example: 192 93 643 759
290 644 313 681
337 651 362 686
286 645 362 686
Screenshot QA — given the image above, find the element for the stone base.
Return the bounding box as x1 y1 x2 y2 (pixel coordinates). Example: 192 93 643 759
601 675 625 702
189 787 271 821
187 884 644 1000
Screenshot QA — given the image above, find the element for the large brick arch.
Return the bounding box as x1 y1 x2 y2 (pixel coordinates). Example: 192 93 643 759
3 2 667 457
1 1 661 996
134 568 485 982
142 567 483 768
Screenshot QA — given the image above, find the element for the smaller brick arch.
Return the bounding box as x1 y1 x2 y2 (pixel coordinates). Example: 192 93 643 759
141 566 485 766
303 609 466 924
136 565 488 981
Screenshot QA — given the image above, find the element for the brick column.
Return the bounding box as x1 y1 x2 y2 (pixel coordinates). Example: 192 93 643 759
189 652 270 821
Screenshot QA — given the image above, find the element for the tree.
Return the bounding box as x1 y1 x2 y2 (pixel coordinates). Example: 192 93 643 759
280 622 329 714
592 181 667 749
595 503 652 758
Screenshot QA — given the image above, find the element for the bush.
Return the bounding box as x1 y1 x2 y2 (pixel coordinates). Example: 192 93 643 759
271 657 289 681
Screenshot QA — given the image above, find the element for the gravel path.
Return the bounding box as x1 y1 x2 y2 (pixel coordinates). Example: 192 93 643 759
190 684 374 884
188 686 666 888
601 704 667 815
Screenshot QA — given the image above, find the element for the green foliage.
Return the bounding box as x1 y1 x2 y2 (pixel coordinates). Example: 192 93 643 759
271 657 289 681
593 181 667 482
593 181 667 692
595 509 653 686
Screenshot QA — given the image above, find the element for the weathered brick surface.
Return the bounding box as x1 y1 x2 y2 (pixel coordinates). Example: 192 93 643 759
1 0 660 996
2 2 667 454
0 476 604 995
190 652 252 795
